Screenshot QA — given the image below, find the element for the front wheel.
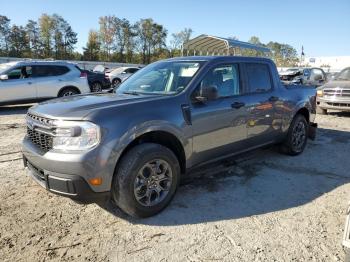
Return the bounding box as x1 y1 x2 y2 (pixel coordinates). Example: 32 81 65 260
111 143 180 218
91 82 102 92
280 114 308 156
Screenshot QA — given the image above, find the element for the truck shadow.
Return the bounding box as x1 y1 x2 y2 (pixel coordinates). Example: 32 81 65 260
0 105 32 115
99 127 350 225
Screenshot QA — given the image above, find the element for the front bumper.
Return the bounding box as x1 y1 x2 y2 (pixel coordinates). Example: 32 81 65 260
22 136 111 202
23 156 109 202
317 98 350 112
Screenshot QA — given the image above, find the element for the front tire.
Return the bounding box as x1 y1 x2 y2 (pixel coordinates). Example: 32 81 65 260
91 82 102 92
112 143 180 218
281 114 308 156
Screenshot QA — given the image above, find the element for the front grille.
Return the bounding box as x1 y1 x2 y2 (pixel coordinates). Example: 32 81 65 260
323 88 350 97
27 112 55 126
326 102 350 108
27 127 53 152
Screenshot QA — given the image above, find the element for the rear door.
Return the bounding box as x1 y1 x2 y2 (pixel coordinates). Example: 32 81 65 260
190 63 249 165
0 66 36 103
241 62 281 144
32 65 70 98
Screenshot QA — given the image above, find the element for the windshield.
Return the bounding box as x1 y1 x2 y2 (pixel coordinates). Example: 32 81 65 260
335 68 350 81
116 61 203 95
0 63 16 74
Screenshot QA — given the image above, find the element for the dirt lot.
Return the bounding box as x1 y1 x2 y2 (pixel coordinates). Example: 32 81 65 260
0 105 350 262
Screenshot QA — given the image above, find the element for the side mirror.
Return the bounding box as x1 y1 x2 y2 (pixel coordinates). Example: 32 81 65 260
195 85 218 102
0 74 8 81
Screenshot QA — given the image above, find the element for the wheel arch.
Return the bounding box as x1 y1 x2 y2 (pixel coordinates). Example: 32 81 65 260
114 130 187 176
58 85 81 96
295 107 310 123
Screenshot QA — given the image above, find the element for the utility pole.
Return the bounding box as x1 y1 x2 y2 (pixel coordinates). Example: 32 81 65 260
300 46 305 67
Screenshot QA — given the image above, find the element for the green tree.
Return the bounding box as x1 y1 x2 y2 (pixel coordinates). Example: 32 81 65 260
135 18 167 64
170 28 193 57
51 14 77 59
241 36 266 57
83 30 101 61
8 25 29 57
266 41 299 67
98 16 116 61
25 20 42 58
0 15 11 56
39 14 54 57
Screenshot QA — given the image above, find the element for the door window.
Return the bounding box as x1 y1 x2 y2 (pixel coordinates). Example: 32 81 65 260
6 66 32 80
245 63 272 93
199 64 240 98
32 65 69 77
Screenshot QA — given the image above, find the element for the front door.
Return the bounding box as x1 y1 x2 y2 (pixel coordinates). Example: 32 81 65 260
0 66 36 103
190 63 249 165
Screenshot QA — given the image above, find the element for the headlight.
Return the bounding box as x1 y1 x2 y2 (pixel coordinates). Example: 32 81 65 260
52 121 100 151
316 90 323 97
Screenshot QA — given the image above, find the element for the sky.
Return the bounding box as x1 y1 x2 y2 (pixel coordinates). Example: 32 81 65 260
1 0 349 57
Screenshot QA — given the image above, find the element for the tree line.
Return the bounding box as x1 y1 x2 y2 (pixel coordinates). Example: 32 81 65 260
0 14 299 66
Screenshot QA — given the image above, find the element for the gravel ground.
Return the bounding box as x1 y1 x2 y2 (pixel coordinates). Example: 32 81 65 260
0 105 350 262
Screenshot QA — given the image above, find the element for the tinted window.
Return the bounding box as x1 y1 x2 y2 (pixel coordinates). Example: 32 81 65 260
129 68 139 73
245 63 272 93
200 64 240 98
33 65 69 77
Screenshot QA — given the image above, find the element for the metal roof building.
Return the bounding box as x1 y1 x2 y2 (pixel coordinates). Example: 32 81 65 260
182 34 271 56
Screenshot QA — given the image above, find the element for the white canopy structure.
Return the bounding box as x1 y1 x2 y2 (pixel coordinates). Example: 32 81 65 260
182 34 271 56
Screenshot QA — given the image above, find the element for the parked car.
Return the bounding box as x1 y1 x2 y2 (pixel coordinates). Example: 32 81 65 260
105 66 140 87
280 67 327 87
0 61 90 106
76 67 111 92
316 67 350 114
22 56 317 218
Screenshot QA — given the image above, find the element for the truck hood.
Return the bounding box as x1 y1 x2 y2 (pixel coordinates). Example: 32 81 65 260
28 93 161 119
320 80 350 90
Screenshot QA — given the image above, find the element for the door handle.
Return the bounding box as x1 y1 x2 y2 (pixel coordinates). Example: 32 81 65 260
27 82 32 85
269 96 279 102
231 102 245 109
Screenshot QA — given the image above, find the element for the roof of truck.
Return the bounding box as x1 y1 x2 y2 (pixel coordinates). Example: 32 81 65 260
164 55 274 63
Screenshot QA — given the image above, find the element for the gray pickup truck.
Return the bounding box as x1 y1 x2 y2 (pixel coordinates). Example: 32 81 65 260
22 56 317 217
316 67 350 114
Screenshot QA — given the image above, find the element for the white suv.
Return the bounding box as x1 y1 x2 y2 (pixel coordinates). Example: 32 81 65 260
0 61 90 106
105 66 140 87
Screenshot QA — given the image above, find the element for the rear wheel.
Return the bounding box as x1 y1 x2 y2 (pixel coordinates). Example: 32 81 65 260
111 143 180 218
112 78 121 88
58 87 79 97
91 82 102 92
281 114 308 156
